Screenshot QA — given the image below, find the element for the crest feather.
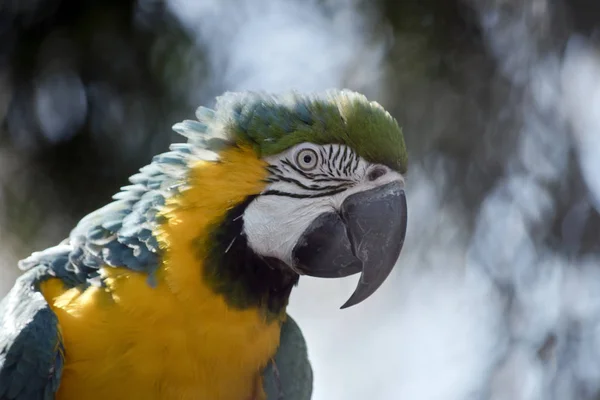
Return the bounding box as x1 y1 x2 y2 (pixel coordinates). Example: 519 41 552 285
180 89 408 173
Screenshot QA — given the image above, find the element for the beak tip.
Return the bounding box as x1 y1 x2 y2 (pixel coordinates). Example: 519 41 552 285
339 284 370 309
339 300 356 310
339 301 353 310
293 181 408 309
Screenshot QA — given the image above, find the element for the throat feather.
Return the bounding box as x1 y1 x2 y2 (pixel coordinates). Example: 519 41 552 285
202 195 299 320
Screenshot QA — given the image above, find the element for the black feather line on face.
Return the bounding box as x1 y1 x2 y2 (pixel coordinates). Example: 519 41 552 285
343 150 355 175
338 146 349 176
261 188 347 199
332 146 342 175
312 177 354 183
280 159 331 180
327 146 334 171
351 151 360 174
271 174 351 192
266 164 283 174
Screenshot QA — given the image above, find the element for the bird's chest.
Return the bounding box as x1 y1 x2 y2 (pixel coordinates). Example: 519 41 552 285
44 280 282 400
56 335 264 400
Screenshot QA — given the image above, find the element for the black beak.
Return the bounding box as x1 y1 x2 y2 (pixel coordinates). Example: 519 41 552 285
292 181 408 308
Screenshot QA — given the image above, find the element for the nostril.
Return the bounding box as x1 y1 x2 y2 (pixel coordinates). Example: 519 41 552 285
367 167 387 181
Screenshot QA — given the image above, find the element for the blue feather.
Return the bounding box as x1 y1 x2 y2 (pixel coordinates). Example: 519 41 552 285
0 267 64 400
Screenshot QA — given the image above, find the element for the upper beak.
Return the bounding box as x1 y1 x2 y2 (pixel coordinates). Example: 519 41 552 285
291 180 408 308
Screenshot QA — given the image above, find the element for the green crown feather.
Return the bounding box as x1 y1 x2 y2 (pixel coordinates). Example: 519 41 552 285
173 89 408 173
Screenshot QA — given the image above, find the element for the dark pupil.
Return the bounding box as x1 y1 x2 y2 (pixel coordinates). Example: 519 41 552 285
302 154 312 164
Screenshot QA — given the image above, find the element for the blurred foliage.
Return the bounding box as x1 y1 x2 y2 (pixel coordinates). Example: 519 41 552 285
379 0 512 216
1 0 487 255
0 0 208 254
1 0 600 262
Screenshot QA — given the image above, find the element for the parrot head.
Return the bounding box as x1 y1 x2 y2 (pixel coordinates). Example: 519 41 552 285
164 89 408 310
243 142 407 309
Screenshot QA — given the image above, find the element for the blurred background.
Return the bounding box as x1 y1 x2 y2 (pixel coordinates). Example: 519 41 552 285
2 0 600 398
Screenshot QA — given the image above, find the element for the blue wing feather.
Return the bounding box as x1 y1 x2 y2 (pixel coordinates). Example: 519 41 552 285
16 124 213 289
263 316 313 400
0 174 175 398
0 266 64 400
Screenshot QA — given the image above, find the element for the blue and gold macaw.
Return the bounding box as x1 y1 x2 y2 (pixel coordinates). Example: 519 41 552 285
0 89 408 400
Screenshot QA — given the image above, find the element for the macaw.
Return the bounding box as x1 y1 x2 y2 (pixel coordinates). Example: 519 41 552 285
0 89 408 400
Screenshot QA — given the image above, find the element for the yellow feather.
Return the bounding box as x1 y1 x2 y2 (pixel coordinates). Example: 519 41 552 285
41 145 282 400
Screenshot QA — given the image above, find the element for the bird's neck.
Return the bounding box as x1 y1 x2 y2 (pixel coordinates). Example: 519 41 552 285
154 145 298 322
202 195 299 320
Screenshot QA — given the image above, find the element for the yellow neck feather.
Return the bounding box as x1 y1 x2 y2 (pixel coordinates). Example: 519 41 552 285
154 144 270 306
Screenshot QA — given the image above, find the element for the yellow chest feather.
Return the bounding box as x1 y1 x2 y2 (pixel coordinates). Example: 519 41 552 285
42 270 281 400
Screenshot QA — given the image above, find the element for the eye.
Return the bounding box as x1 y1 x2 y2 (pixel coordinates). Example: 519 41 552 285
295 148 319 171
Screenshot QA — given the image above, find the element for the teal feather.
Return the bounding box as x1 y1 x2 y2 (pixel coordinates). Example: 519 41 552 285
0 266 64 400
263 316 313 400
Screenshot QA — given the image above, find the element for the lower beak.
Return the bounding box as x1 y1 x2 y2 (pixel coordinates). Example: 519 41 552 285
291 181 408 308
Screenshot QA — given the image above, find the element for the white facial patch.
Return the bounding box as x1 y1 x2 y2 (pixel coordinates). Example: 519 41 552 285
242 142 404 269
